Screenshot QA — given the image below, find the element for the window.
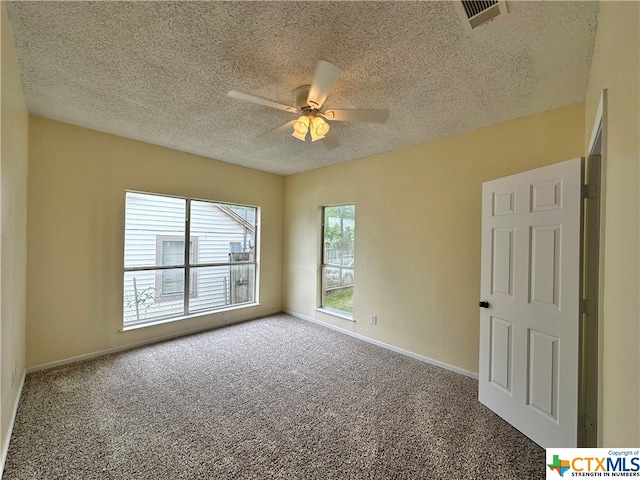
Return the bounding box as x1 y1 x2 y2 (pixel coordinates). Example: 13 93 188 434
320 205 355 317
123 192 258 329
155 236 198 299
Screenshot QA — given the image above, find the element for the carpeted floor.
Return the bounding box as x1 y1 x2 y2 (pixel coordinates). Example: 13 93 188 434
3 313 545 479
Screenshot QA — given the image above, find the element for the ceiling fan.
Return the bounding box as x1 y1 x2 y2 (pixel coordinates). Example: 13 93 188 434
228 60 389 149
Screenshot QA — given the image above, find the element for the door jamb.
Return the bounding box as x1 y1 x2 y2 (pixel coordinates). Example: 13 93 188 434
579 89 607 447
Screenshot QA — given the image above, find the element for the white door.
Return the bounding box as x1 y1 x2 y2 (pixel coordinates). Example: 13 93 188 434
479 158 583 448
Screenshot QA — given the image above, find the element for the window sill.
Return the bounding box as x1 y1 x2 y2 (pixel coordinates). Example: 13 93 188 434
121 303 259 332
316 307 354 322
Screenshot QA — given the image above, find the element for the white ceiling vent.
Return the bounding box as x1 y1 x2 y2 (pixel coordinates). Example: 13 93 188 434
455 0 508 32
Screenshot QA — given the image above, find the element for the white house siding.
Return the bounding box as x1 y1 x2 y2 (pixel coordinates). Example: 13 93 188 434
123 192 256 327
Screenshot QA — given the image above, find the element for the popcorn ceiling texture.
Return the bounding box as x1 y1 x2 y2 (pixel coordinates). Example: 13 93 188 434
6 1 599 175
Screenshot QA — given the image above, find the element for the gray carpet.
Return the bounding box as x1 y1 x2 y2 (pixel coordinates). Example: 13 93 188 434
3 313 544 479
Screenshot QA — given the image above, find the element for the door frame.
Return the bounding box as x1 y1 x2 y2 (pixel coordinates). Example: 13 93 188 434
579 89 607 447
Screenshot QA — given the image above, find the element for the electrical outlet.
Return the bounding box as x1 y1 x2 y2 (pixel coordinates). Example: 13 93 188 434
370 314 377 325
222 313 229 321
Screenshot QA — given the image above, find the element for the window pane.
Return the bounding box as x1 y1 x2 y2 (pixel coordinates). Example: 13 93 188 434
161 268 183 295
230 263 255 305
190 201 257 265
321 205 355 315
162 241 184 266
123 270 184 327
188 266 230 313
321 266 354 314
187 264 256 314
124 193 186 268
323 205 355 266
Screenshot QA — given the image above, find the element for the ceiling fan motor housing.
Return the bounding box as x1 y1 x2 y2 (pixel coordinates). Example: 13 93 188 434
293 85 312 110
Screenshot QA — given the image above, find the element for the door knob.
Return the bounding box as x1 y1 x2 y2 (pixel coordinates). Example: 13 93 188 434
479 300 490 308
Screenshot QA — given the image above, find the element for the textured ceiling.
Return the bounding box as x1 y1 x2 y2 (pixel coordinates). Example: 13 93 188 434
6 1 599 176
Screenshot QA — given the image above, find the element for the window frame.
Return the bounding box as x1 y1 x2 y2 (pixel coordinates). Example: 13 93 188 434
123 191 259 330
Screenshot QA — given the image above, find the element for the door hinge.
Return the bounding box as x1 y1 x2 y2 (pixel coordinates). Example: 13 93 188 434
582 183 597 199
580 415 595 432
580 299 596 315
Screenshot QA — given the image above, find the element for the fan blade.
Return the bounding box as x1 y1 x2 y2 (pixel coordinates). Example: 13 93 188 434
307 60 341 109
256 119 297 140
323 109 390 123
228 90 298 113
322 131 340 150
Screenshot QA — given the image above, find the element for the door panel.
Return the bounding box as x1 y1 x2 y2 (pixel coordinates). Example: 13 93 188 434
479 158 583 448
527 329 558 419
492 228 515 298
489 316 512 393
530 225 561 307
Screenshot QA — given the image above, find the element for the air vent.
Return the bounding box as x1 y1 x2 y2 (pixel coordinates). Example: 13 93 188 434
455 0 508 32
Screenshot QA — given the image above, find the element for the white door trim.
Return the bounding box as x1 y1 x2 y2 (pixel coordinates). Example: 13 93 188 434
587 89 607 447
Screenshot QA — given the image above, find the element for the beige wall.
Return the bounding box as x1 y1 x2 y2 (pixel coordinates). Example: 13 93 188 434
26 117 284 367
284 103 585 375
1 1 28 468
584 1 640 446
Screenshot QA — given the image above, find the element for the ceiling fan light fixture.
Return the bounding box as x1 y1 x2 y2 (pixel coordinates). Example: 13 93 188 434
309 116 330 141
292 115 310 141
291 130 307 141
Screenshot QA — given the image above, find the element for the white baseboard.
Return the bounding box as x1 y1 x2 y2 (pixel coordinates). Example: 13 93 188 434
27 308 282 373
1 370 26 477
286 310 479 380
